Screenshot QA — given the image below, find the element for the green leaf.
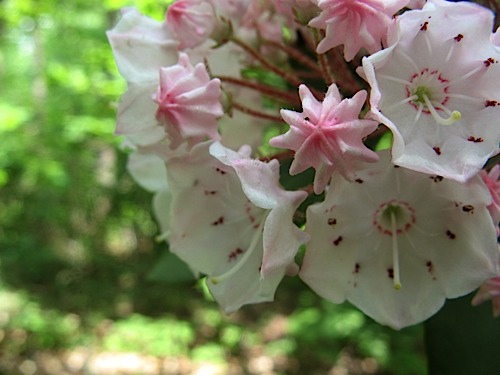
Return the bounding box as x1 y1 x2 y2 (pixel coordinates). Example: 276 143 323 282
147 251 196 284
425 293 500 375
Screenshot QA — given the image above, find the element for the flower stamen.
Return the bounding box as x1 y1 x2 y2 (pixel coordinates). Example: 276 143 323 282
390 210 402 290
210 214 266 284
422 94 461 125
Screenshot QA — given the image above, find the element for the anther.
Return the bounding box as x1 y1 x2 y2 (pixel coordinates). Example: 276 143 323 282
423 95 461 125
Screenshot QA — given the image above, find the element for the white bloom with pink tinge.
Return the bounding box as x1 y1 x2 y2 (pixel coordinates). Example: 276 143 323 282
361 0 500 182
166 142 309 313
300 151 498 329
107 8 180 146
270 84 379 194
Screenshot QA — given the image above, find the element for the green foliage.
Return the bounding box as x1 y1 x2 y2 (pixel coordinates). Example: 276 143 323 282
147 251 196 284
0 285 85 354
425 294 500 375
286 294 425 375
103 314 195 356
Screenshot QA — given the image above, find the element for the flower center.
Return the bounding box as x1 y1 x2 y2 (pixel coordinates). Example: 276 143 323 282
406 69 461 126
373 200 415 236
373 200 416 290
413 86 433 105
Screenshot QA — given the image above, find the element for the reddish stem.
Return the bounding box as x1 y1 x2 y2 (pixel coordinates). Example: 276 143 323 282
232 37 304 87
232 102 283 123
312 28 335 85
259 150 294 162
231 37 324 100
329 47 363 95
219 75 300 106
264 40 323 76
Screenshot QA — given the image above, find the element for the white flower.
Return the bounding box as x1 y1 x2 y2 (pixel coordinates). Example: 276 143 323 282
361 0 500 182
107 8 180 146
165 141 309 312
107 7 179 83
300 150 499 329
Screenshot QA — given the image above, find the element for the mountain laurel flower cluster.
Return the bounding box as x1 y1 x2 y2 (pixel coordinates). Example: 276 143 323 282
108 0 500 329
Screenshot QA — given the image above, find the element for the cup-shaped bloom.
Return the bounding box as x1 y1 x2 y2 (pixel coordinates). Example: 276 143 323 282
270 84 379 194
153 53 223 149
309 0 409 61
300 151 499 329
166 142 309 312
361 0 500 182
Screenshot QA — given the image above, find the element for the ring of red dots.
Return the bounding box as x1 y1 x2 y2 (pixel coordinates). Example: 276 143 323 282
373 200 416 236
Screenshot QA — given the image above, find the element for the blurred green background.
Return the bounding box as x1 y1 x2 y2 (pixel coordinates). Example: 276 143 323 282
0 0 430 374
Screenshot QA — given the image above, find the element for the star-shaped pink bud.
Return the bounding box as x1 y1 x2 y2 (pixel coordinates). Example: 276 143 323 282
309 0 409 61
270 84 379 194
153 52 223 149
300 151 499 329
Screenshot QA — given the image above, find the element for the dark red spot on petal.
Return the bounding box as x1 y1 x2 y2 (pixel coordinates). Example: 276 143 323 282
215 167 226 175
454 34 463 42
467 136 484 143
354 263 360 274
446 230 456 239
462 204 474 213
426 260 434 273
433 147 441 155
228 247 245 262
328 218 337 225
484 57 497 67
211 216 224 226
355 178 364 184
333 236 343 246
387 268 394 279
485 100 498 107
430 175 443 183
